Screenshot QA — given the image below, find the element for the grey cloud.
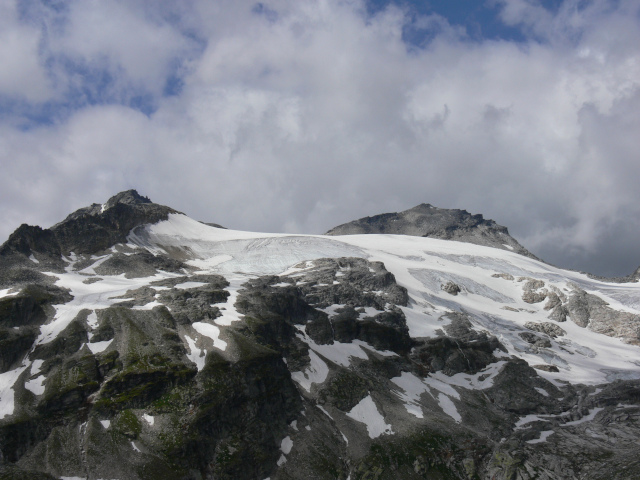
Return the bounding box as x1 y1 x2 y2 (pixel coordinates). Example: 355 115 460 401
0 0 639 277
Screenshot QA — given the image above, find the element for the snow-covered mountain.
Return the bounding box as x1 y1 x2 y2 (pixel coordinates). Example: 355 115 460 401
1 191 639 480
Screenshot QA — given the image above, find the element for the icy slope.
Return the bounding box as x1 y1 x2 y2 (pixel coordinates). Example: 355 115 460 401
130 213 640 386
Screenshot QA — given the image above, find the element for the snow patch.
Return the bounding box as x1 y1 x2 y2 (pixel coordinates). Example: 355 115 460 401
86 311 98 329
24 375 46 396
526 430 554 444
0 366 28 419
100 420 111 429
192 322 227 351
346 395 393 438
184 335 206 371
391 372 430 418
174 281 208 289
291 350 329 392
87 340 112 354
79 254 111 275
214 277 244 326
132 300 163 310
535 387 550 397
316 405 333 419
437 393 461 422
143 414 155 426
0 288 19 299
280 436 293 454
31 359 44 374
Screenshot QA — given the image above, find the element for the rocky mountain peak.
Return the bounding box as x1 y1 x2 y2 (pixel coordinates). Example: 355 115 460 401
326 203 538 259
104 189 152 209
0 190 176 260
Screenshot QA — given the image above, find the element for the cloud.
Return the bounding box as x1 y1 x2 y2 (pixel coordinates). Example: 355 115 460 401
0 0 52 102
0 0 639 276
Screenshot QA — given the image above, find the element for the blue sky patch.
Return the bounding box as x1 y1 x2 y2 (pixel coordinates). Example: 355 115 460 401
365 0 538 43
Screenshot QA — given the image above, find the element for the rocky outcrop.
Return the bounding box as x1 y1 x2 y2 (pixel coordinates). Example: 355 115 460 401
0 190 176 259
411 312 505 376
441 281 461 295
524 321 566 338
326 203 537 258
564 287 640 345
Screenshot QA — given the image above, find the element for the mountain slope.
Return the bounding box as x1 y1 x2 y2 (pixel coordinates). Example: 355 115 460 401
326 203 537 259
1 192 640 480
0 190 176 261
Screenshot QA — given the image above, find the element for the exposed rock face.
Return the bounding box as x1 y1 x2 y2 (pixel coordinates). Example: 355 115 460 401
326 203 537 258
564 286 640 345
0 189 177 261
2 191 640 480
411 313 505 376
524 321 566 338
441 281 461 295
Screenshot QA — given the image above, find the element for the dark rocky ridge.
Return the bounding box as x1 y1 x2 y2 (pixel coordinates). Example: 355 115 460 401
326 203 538 259
0 190 177 259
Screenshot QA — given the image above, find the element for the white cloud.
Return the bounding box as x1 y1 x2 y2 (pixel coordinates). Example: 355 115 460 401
0 0 639 276
0 0 51 101
47 0 198 97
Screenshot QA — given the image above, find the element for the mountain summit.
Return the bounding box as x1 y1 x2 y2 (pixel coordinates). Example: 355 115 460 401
1 192 640 479
326 203 537 259
0 190 176 260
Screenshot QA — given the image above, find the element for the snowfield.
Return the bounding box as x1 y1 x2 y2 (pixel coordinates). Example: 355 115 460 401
128 214 640 388
3 212 640 425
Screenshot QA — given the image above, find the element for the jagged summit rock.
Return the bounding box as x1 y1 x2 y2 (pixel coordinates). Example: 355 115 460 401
57 189 153 224
0 190 176 259
326 203 538 259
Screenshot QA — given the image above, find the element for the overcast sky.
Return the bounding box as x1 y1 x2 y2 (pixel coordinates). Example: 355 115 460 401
1 0 639 277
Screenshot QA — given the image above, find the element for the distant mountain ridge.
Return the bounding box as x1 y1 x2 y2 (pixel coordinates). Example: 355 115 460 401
326 203 538 259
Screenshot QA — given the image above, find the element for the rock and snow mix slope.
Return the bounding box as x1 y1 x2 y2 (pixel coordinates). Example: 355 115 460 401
132 213 640 385
1 194 640 480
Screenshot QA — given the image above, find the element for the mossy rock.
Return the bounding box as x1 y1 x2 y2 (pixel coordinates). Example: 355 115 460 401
96 364 196 411
112 409 142 439
38 354 100 415
317 370 371 411
0 283 72 328
353 429 482 480
31 318 88 361
0 326 38 372
0 466 58 479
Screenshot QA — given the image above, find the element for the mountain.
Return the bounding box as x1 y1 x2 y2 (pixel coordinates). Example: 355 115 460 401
326 203 537 259
1 191 640 480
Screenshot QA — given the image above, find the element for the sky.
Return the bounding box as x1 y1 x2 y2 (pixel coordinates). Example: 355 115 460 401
0 0 639 277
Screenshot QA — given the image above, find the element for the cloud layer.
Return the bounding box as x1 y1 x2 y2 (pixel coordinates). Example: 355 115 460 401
1 0 639 276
